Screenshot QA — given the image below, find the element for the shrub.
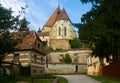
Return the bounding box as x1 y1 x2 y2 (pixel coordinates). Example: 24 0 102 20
47 46 53 52
64 54 72 63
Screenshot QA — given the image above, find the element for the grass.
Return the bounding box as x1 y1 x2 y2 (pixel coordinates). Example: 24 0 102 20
0 75 68 83
33 79 53 83
59 77 68 83
88 75 120 83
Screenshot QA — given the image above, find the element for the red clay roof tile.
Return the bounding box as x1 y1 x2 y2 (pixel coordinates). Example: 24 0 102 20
44 7 60 27
15 31 36 50
57 8 70 21
44 7 70 27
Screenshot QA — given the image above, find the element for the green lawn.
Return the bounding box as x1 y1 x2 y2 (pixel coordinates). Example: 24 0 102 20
0 75 68 83
88 75 120 83
33 79 53 83
59 77 68 83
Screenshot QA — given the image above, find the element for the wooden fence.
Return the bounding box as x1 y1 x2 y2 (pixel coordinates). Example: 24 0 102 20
102 63 120 78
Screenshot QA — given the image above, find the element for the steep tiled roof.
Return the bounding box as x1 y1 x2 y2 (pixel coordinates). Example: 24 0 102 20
44 6 60 27
15 31 36 50
57 8 70 21
44 7 70 27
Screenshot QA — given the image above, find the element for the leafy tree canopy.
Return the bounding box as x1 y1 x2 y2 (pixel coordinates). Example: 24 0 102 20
0 4 19 33
0 4 21 66
76 0 120 63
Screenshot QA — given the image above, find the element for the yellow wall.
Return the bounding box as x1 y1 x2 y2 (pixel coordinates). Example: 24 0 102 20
50 20 77 39
42 20 77 40
87 56 110 76
42 26 52 32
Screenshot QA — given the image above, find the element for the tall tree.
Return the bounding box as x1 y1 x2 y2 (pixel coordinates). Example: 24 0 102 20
0 4 20 66
76 0 120 64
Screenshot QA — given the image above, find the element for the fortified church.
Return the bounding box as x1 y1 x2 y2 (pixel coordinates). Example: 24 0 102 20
38 6 91 74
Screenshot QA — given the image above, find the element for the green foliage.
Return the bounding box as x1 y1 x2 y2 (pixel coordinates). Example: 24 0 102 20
64 54 72 63
55 48 63 51
70 38 81 48
47 46 53 52
0 31 19 66
77 0 120 63
0 4 22 66
19 17 30 28
59 77 68 83
0 5 19 33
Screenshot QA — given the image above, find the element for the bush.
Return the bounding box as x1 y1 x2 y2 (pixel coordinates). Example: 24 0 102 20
64 54 72 63
55 48 63 51
47 46 53 52
70 38 80 48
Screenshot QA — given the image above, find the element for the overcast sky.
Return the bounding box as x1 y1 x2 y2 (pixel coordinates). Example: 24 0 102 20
0 0 92 31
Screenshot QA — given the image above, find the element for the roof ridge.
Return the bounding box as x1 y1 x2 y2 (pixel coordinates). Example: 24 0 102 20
56 8 70 21
44 7 60 27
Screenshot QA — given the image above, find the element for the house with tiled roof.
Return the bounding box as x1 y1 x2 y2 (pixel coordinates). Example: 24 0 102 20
38 6 77 50
4 18 46 76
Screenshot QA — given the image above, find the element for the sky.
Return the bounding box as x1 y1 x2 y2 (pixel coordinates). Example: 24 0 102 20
0 0 92 31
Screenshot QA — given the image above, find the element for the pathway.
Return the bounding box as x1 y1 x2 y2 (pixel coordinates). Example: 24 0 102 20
58 75 101 83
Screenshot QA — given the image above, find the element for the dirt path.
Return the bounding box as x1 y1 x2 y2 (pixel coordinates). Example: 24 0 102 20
58 75 101 83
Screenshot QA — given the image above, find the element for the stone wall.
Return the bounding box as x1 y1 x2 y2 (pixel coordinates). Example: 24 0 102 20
50 39 70 50
47 63 87 74
46 48 91 74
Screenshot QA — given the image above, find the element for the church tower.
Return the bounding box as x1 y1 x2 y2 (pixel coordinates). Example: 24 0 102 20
39 6 77 50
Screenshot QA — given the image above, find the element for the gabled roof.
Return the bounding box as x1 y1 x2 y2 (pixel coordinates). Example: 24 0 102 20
57 8 70 21
14 30 46 54
15 31 36 50
44 7 70 27
44 6 60 27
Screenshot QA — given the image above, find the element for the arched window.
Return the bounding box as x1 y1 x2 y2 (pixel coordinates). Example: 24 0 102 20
64 27 67 36
59 27 61 36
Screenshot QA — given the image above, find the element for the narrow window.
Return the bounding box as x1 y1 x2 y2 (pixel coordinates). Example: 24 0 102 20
64 27 67 36
38 43 40 48
34 55 37 63
14 54 19 62
59 27 61 36
41 57 43 64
